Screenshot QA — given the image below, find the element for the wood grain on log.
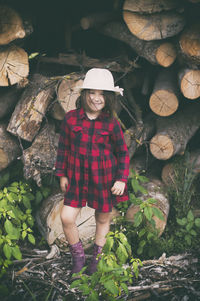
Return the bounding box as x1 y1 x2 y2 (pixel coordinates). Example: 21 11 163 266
150 104 200 160
123 0 180 14
22 123 59 186
179 69 200 100
0 87 22 119
123 10 185 41
0 45 29 86
100 21 177 67
0 5 25 45
126 180 170 235
179 23 200 64
149 69 179 117
0 122 20 171
7 74 56 142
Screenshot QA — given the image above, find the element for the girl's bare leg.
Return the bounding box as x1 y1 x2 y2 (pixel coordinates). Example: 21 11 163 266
60 205 81 245
95 211 111 247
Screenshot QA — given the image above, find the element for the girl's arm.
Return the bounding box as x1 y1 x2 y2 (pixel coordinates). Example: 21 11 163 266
55 115 70 177
111 119 130 183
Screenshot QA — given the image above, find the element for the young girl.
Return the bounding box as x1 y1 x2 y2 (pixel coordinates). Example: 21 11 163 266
55 68 130 275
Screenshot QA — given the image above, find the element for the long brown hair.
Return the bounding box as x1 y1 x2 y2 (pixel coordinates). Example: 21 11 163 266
76 89 117 118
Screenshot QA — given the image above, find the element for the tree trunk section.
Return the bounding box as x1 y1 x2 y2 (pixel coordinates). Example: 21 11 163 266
179 23 200 65
150 104 200 160
178 69 200 100
126 179 170 236
0 86 22 119
123 0 180 14
0 5 26 45
7 74 56 142
22 122 59 186
0 122 21 171
149 69 179 116
100 21 177 67
123 10 185 41
0 45 29 86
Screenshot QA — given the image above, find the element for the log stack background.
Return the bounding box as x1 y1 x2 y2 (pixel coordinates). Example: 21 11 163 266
0 0 200 247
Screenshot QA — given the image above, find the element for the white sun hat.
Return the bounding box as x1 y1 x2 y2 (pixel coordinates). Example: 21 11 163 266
80 68 123 96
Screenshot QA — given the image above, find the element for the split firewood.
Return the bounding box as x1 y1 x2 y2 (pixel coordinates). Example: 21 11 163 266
161 149 200 185
123 10 185 41
150 103 200 160
149 69 179 117
100 21 177 67
7 74 56 142
80 11 119 30
0 122 21 171
126 179 170 236
179 23 200 65
0 5 26 45
0 86 23 119
178 69 200 100
123 0 181 14
0 45 29 86
22 122 59 186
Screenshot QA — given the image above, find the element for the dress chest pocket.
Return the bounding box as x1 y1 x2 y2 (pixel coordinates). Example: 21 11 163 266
71 126 82 141
95 130 110 144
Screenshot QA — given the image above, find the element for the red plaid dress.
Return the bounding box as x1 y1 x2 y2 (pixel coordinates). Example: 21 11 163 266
55 108 130 212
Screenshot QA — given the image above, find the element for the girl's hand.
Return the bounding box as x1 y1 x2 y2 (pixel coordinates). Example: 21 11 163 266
111 181 125 196
60 176 69 193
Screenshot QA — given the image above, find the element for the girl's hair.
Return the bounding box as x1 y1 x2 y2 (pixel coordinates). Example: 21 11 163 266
76 89 117 118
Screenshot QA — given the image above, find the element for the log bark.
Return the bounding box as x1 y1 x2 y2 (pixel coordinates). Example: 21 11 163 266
22 122 59 186
80 11 119 30
0 122 21 171
123 10 185 41
123 0 181 14
178 69 200 100
100 21 177 67
150 104 200 160
0 5 26 45
161 149 200 185
39 52 139 73
0 86 22 119
149 69 179 117
0 45 29 86
126 179 170 236
179 23 200 65
7 74 56 142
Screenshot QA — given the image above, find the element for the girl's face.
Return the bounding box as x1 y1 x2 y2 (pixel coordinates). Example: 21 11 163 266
85 89 105 114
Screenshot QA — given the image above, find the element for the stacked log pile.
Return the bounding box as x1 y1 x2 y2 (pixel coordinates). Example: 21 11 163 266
0 0 200 247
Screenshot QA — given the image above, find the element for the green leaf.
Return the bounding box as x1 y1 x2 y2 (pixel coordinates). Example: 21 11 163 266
28 234 35 244
144 207 152 221
152 207 165 221
186 222 193 231
187 210 194 222
116 242 128 264
22 231 27 240
177 218 187 226
195 218 200 228
22 195 31 209
185 234 191 246
3 244 12 259
12 245 22 260
138 175 148 183
104 237 114 253
121 282 129 295
134 211 143 227
104 279 119 296
70 279 81 288
190 229 197 236
138 228 146 238
4 220 20 240
85 290 99 301
78 284 91 295
7 186 19 193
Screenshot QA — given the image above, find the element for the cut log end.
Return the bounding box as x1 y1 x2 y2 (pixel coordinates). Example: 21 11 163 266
149 90 178 117
180 70 200 99
150 134 174 160
156 43 177 67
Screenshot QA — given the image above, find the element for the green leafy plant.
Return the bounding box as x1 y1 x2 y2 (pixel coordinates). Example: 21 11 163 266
70 231 142 300
0 181 36 277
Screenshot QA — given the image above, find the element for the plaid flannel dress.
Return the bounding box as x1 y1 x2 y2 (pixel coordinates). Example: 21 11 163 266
55 108 130 212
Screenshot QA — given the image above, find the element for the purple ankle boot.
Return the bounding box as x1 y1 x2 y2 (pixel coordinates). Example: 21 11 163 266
88 243 103 275
69 241 85 274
